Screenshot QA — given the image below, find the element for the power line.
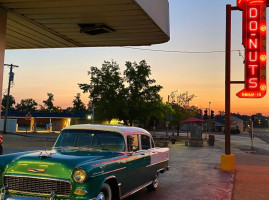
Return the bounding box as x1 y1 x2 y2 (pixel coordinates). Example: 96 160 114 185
122 46 244 54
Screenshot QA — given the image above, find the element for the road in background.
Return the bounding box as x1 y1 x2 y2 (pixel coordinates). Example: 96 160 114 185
254 128 269 144
2 133 56 154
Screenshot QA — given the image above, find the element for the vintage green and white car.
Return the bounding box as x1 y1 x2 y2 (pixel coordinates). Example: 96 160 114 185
0 125 169 200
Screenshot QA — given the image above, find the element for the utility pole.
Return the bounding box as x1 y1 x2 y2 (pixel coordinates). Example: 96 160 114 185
3 64 19 133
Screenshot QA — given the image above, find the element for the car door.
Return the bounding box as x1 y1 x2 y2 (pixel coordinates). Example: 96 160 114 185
141 135 156 182
125 134 148 192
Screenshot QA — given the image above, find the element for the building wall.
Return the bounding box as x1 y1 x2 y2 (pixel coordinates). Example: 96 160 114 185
231 116 244 133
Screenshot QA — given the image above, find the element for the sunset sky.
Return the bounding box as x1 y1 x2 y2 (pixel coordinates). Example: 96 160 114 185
3 0 269 116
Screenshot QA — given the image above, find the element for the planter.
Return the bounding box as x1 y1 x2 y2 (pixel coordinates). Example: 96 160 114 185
208 135 215 146
171 139 177 144
157 140 169 147
189 139 203 147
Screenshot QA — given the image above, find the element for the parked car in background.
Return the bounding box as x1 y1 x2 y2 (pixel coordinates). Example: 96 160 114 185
0 125 169 200
0 134 2 155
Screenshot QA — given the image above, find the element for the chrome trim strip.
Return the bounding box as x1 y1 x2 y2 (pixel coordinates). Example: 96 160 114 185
146 159 169 168
90 167 126 178
157 168 165 173
121 181 152 199
103 167 126 175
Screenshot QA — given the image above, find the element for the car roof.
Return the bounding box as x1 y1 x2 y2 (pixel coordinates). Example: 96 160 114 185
63 124 152 137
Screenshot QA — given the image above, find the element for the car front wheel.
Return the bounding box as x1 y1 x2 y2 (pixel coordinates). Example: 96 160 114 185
97 183 112 200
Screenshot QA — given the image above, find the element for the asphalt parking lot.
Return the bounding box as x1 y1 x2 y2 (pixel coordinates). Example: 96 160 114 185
1 133 234 200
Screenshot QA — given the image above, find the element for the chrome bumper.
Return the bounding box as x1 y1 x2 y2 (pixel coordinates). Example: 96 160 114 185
1 187 55 200
1 195 49 200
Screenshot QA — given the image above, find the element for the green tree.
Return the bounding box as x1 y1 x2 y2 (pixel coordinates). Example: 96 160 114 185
152 101 174 122
124 60 163 125
79 60 163 125
40 93 57 112
16 98 38 112
79 61 127 121
1 94 16 112
168 91 199 134
72 93 86 113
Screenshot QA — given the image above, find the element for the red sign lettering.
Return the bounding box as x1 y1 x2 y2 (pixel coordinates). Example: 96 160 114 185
236 0 267 98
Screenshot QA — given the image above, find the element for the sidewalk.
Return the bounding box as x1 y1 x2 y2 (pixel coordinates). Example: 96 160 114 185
215 134 269 200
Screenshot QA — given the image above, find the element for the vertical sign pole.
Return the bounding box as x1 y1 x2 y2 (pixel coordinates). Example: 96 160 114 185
225 4 231 155
221 4 235 172
0 8 7 125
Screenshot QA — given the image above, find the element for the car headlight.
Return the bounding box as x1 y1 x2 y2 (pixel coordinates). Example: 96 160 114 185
73 169 87 183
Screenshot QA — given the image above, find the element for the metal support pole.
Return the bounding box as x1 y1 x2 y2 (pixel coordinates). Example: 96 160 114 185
250 120 254 151
3 65 13 133
3 64 18 133
0 8 7 125
225 4 231 155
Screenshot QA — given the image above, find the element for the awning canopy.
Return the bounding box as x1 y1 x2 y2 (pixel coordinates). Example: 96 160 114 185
0 0 170 49
182 117 205 124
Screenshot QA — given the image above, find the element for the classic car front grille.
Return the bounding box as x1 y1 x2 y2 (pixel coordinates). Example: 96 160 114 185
4 176 71 196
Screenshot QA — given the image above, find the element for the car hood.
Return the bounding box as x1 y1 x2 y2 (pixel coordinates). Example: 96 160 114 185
4 148 122 179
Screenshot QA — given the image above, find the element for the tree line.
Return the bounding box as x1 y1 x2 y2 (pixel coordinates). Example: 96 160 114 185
79 60 199 128
2 60 200 129
1 93 87 113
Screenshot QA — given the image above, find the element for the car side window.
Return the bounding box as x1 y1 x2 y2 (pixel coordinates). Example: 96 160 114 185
141 135 151 150
127 135 139 152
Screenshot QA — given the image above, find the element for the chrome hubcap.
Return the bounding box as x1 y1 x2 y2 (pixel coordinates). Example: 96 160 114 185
153 177 158 188
97 192 105 200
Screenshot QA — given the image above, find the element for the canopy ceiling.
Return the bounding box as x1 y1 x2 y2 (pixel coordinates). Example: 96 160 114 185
0 0 170 49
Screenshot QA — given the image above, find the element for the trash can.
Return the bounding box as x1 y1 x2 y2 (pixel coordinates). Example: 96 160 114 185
171 138 177 144
208 135 215 146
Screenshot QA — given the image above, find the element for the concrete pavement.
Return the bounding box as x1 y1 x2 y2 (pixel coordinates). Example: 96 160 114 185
214 132 269 200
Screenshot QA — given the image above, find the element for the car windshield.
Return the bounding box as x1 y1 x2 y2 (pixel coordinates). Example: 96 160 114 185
54 129 125 152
